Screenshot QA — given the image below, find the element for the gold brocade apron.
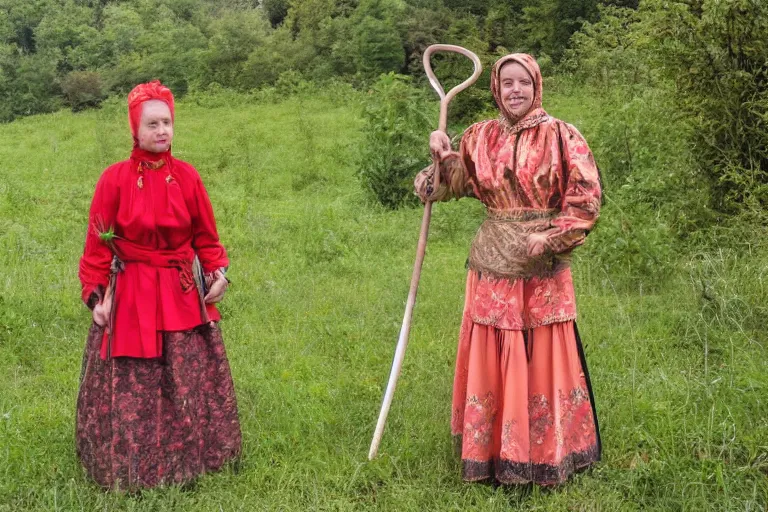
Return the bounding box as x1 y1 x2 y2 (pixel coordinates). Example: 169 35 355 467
468 208 571 280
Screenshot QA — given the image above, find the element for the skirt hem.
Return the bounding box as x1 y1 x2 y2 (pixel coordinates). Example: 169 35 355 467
460 443 600 486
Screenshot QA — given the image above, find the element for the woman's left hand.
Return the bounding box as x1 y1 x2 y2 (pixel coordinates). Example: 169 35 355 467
204 269 228 304
527 233 549 257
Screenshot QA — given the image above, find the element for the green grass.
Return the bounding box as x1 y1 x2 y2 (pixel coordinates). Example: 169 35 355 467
0 87 766 511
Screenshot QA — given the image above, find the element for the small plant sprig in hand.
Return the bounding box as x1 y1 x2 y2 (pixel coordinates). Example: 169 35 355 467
93 215 122 256
91 215 123 330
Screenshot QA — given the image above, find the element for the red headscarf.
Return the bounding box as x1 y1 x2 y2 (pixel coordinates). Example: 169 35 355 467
490 53 543 124
127 80 175 142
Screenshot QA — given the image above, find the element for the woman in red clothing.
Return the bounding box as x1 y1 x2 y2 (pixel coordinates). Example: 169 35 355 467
415 54 601 485
77 81 241 490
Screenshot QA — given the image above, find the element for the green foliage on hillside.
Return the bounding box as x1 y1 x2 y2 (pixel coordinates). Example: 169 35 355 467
0 0 606 121
2 0 767 256
0 87 766 511
565 0 768 217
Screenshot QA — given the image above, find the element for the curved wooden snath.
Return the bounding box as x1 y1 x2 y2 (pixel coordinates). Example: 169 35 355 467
368 44 482 461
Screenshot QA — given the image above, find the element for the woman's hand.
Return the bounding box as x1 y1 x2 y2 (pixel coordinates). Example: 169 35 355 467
429 131 452 161
527 233 549 257
204 269 228 304
92 286 113 330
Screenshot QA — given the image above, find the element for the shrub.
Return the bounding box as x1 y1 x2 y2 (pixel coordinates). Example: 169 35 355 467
274 70 311 98
642 0 768 214
357 73 436 209
9 53 62 118
563 4 652 91
60 70 104 112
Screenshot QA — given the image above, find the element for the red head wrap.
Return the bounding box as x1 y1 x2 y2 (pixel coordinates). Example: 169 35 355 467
127 80 175 139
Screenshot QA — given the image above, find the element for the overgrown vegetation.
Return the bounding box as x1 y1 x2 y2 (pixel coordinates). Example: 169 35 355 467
566 0 768 216
1 0 767 509
0 85 766 511
357 73 435 209
5 0 764 223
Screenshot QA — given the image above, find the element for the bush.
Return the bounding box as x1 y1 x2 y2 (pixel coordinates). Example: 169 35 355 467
8 53 62 118
561 3 721 240
274 70 312 98
60 71 104 112
563 5 652 91
579 200 677 290
357 73 437 209
643 0 768 214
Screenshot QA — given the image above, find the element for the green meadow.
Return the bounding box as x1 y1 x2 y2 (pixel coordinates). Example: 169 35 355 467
0 87 766 511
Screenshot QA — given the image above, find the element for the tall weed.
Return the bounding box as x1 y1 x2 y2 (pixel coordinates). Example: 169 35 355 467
357 73 436 209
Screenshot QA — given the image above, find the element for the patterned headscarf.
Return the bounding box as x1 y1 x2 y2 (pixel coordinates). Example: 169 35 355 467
127 80 175 140
490 53 543 124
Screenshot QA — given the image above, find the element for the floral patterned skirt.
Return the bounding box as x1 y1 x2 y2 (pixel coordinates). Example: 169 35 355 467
451 314 600 486
76 322 242 490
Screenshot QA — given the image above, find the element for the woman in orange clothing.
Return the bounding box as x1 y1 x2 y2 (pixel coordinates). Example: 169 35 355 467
415 53 602 485
76 81 241 490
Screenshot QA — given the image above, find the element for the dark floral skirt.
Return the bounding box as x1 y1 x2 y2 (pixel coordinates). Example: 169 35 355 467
76 322 242 490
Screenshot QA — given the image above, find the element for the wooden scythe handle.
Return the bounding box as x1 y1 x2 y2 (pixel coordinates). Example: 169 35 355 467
367 44 482 461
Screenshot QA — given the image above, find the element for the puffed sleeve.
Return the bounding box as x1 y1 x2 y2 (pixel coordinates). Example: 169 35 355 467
188 171 229 274
545 122 602 254
78 169 119 307
414 125 480 202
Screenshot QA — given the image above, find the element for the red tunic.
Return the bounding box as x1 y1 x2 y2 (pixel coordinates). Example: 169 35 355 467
79 149 228 359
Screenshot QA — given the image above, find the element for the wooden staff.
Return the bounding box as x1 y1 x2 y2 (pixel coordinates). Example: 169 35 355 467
368 44 482 460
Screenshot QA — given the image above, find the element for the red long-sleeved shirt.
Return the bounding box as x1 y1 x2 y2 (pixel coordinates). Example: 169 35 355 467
79 149 228 358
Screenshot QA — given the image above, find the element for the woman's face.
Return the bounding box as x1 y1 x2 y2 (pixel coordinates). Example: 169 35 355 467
137 100 173 153
498 61 534 120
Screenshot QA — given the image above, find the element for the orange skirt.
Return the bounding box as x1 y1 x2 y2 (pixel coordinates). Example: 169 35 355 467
451 298 600 485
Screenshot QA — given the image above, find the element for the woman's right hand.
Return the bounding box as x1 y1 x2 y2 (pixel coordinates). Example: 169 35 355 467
92 287 112 330
429 130 452 161
526 232 549 257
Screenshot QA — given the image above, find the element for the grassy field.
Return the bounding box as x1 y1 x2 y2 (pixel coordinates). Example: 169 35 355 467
0 87 766 511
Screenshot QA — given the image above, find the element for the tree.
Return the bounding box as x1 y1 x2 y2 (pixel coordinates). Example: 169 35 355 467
285 0 335 36
521 0 598 62
262 0 289 27
399 6 451 75
0 0 48 54
10 52 61 117
644 0 768 212
201 9 270 89
100 3 145 60
350 0 405 76
564 4 646 88
443 0 487 17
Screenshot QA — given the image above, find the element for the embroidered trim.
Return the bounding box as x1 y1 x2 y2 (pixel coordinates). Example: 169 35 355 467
526 312 578 329
459 443 600 485
470 312 516 328
469 312 577 330
136 159 166 189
